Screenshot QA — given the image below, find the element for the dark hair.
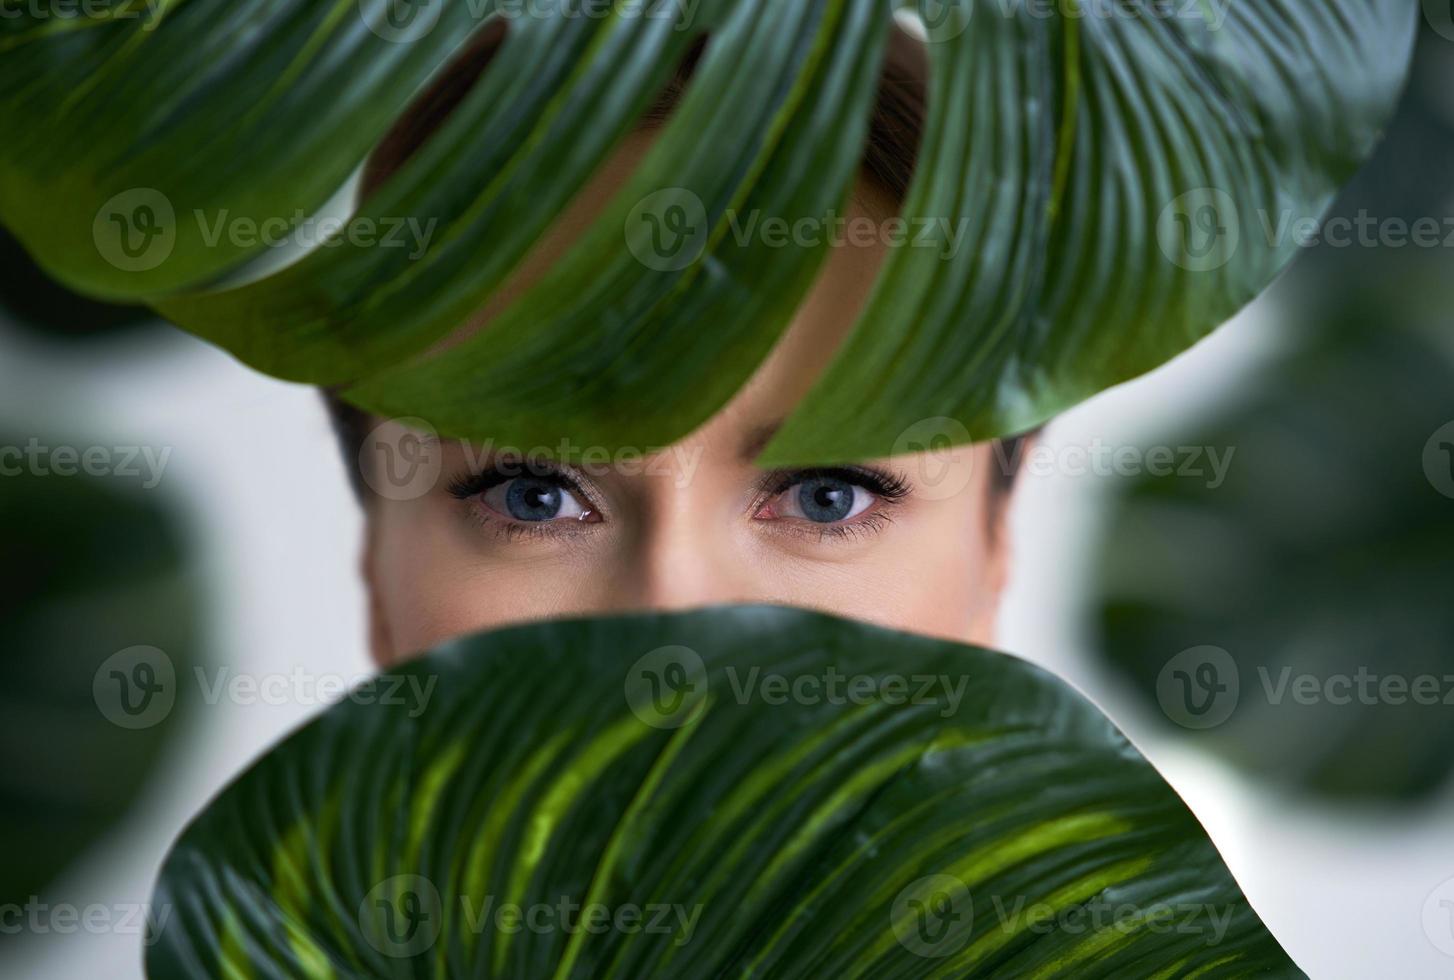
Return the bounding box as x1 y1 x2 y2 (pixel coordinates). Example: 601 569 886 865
327 25 1034 500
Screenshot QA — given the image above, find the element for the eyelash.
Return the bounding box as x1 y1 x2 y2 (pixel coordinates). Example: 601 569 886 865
447 462 601 542
752 466 910 541
446 463 910 542
756 466 911 505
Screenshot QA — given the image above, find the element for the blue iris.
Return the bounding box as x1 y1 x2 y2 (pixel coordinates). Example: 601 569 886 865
798 476 854 523
506 478 563 521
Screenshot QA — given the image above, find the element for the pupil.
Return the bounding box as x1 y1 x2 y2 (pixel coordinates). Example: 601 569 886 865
798 478 853 523
506 478 563 521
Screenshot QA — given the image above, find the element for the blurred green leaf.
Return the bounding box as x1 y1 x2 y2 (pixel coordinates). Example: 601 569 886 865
0 443 201 904
0 229 153 340
1089 314 1454 802
150 606 1298 978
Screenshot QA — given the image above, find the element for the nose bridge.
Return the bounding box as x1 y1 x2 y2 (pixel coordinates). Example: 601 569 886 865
635 514 738 610
618 478 749 612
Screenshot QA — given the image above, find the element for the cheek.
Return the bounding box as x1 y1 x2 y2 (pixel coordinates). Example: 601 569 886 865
370 505 595 659
759 507 994 644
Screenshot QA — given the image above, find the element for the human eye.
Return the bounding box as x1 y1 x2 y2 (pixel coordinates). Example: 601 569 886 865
447 460 602 538
751 466 910 539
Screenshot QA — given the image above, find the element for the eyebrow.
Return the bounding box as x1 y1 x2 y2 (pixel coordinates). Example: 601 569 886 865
739 420 784 465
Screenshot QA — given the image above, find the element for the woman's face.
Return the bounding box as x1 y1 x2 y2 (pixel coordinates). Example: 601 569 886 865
358 136 1019 664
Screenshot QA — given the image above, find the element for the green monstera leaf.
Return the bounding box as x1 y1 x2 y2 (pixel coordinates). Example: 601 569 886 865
0 1 1416 464
0 440 201 907
148 606 1299 978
